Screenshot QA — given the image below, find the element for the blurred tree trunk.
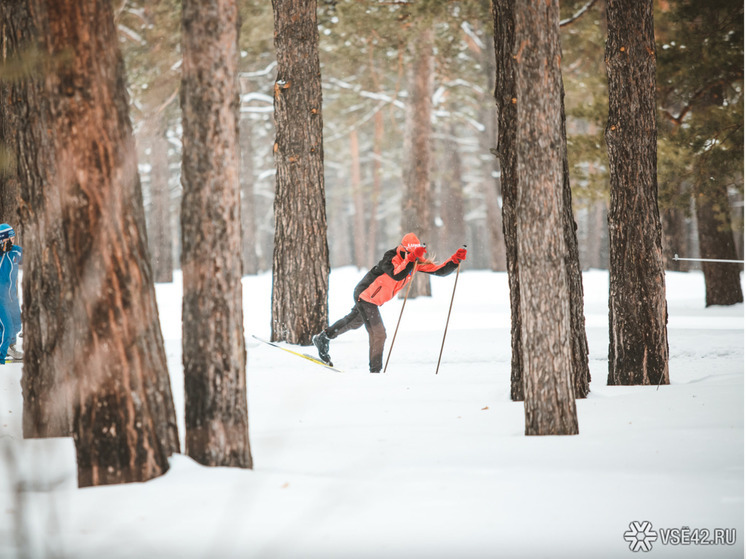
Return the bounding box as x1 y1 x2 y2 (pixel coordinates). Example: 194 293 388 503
239 117 259 275
605 0 669 386
29 0 180 486
661 206 691 272
271 0 330 344
513 0 579 435
181 0 252 468
366 110 384 264
0 3 24 232
481 33 507 272
695 183 743 306
439 128 466 251
351 128 366 268
2 0 72 438
401 26 434 298
584 200 608 270
148 118 174 283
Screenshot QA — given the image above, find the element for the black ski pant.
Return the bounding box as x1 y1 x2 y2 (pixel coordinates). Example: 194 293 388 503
325 297 386 372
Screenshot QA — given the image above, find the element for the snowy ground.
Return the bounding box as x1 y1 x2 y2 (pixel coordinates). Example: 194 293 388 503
1 267 743 558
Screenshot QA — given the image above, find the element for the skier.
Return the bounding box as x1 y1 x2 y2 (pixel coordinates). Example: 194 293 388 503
313 232 467 373
0 224 22 363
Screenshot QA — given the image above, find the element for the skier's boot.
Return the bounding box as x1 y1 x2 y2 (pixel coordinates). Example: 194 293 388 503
312 332 333 366
7 345 22 360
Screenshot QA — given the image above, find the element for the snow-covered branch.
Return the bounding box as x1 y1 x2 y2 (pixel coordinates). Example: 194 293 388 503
559 0 599 27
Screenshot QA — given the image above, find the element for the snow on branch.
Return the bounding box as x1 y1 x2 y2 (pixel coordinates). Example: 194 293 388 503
239 62 278 80
559 0 599 27
460 22 485 50
325 77 407 110
117 24 144 45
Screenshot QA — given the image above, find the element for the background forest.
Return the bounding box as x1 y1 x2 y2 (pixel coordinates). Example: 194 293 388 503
111 0 743 280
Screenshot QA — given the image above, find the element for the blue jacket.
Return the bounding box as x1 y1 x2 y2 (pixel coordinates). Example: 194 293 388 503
0 245 22 302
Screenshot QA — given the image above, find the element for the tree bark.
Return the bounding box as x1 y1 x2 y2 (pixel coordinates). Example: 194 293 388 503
239 117 259 275
695 182 743 306
0 1 22 231
28 0 180 486
2 0 72 438
605 0 669 386
514 0 579 435
492 0 524 401
560 83 591 399
181 0 252 468
271 0 330 345
148 118 174 283
401 26 434 298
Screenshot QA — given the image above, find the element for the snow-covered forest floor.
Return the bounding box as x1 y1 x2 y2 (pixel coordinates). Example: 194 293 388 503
1 268 743 558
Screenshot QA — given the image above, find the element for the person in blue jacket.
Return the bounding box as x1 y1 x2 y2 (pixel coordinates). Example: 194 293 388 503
0 224 23 363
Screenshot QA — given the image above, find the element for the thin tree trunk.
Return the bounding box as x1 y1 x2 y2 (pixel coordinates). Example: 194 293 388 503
181 0 252 468
239 117 259 275
492 0 523 401
481 32 507 272
30 0 180 486
149 118 173 283
695 181 743 306
585 200 607 270
367 110 384 264
560 83 591 399
350 129 366 268
661 206 691 272
401 26 434 298
271 0 329 345
605 0 669 386
440 128 467 249
514 0 579 435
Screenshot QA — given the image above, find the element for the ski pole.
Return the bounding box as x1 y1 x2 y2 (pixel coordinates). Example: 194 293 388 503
435 245 465 375
673 254 744 264
383 261 418 373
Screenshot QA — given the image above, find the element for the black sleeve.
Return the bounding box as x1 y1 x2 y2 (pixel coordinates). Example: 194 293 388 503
378 248 415 280
420 260 459 277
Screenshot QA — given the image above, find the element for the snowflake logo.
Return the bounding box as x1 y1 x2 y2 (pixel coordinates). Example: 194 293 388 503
624 521 658 552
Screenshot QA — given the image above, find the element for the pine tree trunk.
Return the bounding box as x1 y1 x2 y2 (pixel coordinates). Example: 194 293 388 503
439 128 467 250
350 129 366 268
366 110 384 264
181 0 252 468
661 206 691 272
695 182 743 306
492 0 524 401
514 0 579 435
29 0 180 486
401 27 434 298
271 0 330 345
149 119 173 283
239 117 259 275
494 0 589 403
2 0 73 438
560 83 591 399
605 0 670 386
481 33 507 272
583 200 608 270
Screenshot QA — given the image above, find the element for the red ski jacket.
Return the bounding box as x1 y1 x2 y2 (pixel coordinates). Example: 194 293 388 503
355 246 458 306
